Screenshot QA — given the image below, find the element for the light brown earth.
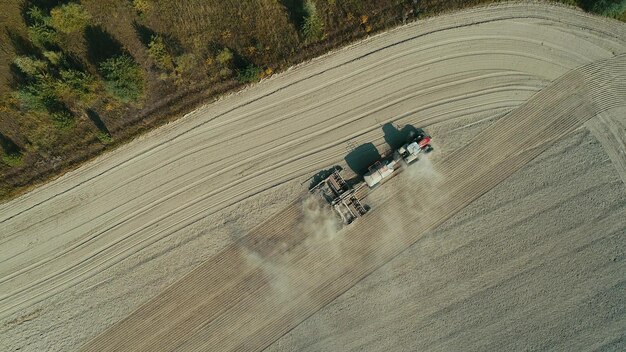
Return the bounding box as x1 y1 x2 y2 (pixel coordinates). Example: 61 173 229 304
1 2 625 351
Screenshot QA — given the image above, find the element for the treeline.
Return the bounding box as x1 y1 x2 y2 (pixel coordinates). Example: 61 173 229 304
0 0 624 200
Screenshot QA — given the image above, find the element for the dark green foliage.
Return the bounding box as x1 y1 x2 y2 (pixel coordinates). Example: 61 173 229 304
589 0 626 17
575 0 626 16
96 130 113 144
51 109 75 129
15 66 95 112
13 56 47 76
216 48 234 66
147 35 174 70
302 0 325 42
58 69 97 104
16 76 61 112
0 133 22 167
236 65 263 83
25 6 58 47
1 152 23 167
99 54 144 102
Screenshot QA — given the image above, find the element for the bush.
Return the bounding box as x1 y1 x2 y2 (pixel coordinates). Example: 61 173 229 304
99 55 144 102
216 48 234 66
174 53 197 75
51 110 75 129
58 70 98 104
236 65 263 83
26 6 58 47
96 130 113 144
302 0 325 43
16 77 61 111
49 3 92 34
1 152 23 167
43 51 63 66
218 67 233 77
589 0 626 17
28 23 58 47
147 35 174 70
13 56 48 76
26 6 50 25
133 0 152 15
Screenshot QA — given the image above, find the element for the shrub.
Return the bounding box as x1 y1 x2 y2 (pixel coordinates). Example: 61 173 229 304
49 3 92 34
218 67 233 77
51 110 75 129
13 56 48 76
99 55 144 102
590 0 626 17
28 23 58 47
174 53 197 75
58 70 98 104
96 130 113 144
43 51 63 65
302 0 325 43
133 0 152 15
1 152 23 167
26 6 58 47
147 35 174 70
216 48 234 66
26 6 50 25
236 65 263 83
16 77 61 111
16 88 45 111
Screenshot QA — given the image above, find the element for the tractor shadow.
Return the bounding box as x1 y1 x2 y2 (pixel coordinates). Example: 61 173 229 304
382 123 424 150
344 143 381 177
308 166 341 190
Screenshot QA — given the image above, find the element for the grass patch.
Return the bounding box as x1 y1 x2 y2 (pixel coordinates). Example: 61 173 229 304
96 130 113 144
236 65 263 84
2 153 23 167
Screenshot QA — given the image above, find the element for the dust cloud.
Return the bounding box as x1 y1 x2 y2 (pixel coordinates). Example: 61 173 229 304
403 153 443 185
241 247 299 301
300 195 341 243
238 195 342 300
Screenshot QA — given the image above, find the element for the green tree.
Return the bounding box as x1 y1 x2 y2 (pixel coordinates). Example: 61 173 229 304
99 54 144 102
96 130 113 144
1 152 23 167
27 24 58 47
26 6 57 47
16 75 61 112
589 0 626 17
147 35 174 70
236 65 263 83
26 6 50 24
58 69 98 104
49 3 92 34
51 110 75 129
302 0 325 43
13 56 48 77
